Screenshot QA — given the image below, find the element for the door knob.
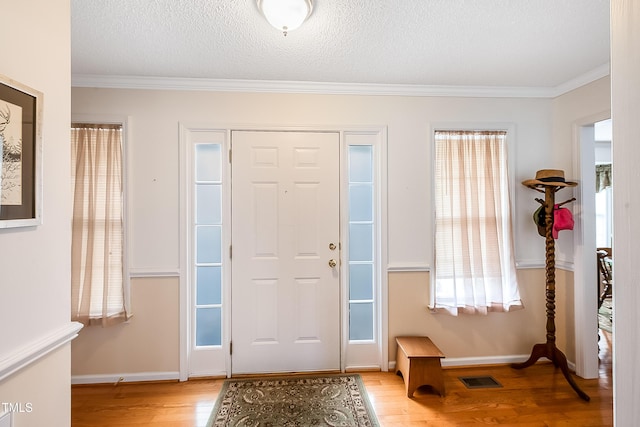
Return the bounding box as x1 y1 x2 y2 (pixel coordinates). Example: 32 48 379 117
328 259 337 268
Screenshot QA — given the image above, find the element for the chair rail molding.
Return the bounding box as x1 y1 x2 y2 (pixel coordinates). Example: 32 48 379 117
0 322 83 382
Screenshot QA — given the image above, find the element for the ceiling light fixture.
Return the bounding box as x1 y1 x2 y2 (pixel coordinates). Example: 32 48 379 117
257 0 313 36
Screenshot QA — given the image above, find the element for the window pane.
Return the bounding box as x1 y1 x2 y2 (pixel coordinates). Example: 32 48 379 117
349 184 373 222
349 303 374 340
349 223 373 262
595 187 612 247
196 307 221 346
195 144 221 182
349 145 373 182
196 225 221 263
347 143 375 343
196 184 222 225
349 264 373 300
196 266 222 305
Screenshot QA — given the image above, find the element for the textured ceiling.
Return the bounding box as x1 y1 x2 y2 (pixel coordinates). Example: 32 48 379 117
71 0 610 91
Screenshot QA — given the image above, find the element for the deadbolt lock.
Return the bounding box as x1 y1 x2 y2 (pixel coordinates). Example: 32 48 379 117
329 243 337 251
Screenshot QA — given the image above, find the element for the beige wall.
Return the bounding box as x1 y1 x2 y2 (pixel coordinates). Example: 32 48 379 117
550 75 611 369
0 1 74 425
70 77 609 378
388 269 556 363
72 89 555 270
552 76 612 260
1 347 72 427
71 277 179 377
73 268 577 374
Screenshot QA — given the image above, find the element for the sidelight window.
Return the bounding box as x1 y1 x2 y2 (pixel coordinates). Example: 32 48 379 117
348 145 375 341
194 143 223 346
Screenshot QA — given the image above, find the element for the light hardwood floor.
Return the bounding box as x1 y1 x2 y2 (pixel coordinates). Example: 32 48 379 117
72 331 612 426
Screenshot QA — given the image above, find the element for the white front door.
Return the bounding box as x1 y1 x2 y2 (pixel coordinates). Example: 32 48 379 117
231 131 341 374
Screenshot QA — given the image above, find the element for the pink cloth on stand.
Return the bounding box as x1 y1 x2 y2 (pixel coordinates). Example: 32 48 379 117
553 204 574 239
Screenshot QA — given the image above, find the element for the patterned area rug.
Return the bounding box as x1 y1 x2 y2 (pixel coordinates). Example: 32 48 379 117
207 373 379 427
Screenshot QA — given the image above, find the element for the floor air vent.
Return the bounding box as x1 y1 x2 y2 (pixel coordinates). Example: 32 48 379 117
458 375 503 389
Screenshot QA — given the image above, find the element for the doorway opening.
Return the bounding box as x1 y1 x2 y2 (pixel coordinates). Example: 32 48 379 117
594 119 612 343
573 113 611 380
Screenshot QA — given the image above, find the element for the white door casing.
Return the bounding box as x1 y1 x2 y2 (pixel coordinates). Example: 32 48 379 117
231 130 341 374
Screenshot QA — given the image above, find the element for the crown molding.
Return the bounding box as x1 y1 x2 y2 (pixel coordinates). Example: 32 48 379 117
71 64 610 99
71 74 552 97
550 62 611 97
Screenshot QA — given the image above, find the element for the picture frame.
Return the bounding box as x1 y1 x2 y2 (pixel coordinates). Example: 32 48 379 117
0 74 43 228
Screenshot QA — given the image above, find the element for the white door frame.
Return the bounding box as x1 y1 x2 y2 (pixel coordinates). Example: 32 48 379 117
179 124 388 380
572 110 610 379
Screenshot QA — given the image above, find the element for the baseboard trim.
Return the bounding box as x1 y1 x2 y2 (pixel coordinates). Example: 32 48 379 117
69 357 577 385
441 355 535 367
0 322 83 382
71 371 180 385
388 354 559 371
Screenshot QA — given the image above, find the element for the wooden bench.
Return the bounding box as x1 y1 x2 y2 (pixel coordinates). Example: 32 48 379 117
395 336 445 398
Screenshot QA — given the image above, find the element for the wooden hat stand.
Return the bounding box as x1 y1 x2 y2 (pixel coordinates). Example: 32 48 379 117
513 173 590 402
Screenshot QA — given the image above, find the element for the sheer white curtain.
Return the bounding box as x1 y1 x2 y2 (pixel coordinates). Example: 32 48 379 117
431 130 522 315
71 124 130 326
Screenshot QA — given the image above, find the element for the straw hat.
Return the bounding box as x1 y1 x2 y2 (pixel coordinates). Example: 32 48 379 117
522 169 577 188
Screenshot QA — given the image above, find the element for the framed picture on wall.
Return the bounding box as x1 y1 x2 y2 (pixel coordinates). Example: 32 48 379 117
0 74 43 228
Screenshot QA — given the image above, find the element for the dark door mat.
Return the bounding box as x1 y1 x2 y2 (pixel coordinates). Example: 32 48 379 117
458 375 503 389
